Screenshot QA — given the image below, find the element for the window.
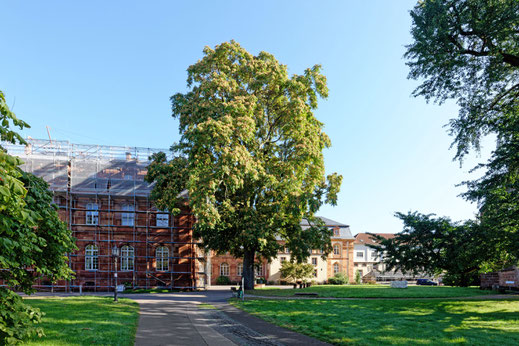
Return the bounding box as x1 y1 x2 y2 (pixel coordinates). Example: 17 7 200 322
311 257 317 266
280 257 286 263
237 263 243 276
285 247 290 254
333 244 341 255
356 251 364 258
357 269 363 277
255 265 263 277
85 244 98 270
156 246 169 271
156 210 169 227
334 229 339 236
86 203 99 225
121 245 134 271
333 262 340 274
313 269 318 278
220 263 229 276
121 204 135 226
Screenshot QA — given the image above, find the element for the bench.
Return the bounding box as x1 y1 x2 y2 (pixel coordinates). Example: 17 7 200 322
294 292 319 297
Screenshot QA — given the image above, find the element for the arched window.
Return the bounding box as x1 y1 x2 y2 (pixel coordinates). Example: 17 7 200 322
121 245 134 271
121 204 135 226
156 246 169 271
333 244 341 256
237 263 243 276
333 262 340 274
85 244 98 270
220 263 229 276
86 203 99 225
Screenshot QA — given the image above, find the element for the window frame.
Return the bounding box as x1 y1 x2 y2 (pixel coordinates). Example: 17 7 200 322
333 262 340 274
237 263 243 276
121 204 135 226
85 203 99 225
156 210 169 227
85 244 98 271
333 244 341 256
120 245 135 271
156 246 169 271
220 263 230 277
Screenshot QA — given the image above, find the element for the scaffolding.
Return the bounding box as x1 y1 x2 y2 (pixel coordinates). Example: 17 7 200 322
5 139 206 291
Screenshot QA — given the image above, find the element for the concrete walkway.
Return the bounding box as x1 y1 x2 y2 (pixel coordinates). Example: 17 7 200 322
128 288 330 346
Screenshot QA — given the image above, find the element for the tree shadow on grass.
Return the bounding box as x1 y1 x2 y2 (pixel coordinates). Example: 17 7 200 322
241 299 519 345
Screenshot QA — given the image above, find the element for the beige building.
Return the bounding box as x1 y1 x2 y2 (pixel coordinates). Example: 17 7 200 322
211 217 355 285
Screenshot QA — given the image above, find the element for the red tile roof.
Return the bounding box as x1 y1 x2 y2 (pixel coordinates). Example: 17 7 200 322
354 233 396 245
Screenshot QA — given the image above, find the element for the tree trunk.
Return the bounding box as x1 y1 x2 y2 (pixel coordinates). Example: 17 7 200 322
243 249 255 290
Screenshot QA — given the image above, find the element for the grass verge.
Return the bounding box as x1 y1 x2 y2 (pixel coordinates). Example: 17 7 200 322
247 285 493 298
21 296 139 346
231 298 519 345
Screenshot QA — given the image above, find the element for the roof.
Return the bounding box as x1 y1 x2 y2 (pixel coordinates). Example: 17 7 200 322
300 216 349 228
354 233 396 246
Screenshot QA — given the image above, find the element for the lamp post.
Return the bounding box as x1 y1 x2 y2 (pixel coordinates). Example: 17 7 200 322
112 246 119 302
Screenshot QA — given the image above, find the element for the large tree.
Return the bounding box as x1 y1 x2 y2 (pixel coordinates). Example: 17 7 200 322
0 90 76 344
370 212 489 286
403 0 519 265
146 41 342 289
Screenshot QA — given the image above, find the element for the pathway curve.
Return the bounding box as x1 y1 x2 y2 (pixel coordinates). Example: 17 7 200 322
129 288 330 346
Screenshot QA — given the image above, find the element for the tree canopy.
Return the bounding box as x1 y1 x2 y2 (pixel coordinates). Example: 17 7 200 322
370 212 488 286
146 41 342 289
397 0 519 275
0 90 76 344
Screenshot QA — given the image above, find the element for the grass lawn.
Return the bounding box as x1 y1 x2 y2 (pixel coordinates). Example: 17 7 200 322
247 285 494 298
231 298 519 345
21 296 139 346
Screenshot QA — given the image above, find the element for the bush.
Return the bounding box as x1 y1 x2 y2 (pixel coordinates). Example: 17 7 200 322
355 270 362 284
256 277 266 284
215 276 231 285
328 273 349 285
0 288 43 345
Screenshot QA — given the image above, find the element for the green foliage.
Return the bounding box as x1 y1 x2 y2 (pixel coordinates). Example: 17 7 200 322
0 289 43 345
146 41 342 289
406 0 519 159
327 273 348 285
0 91 30 146
404 0 519 270
370 212 488 286
145 152 188 215
0 90 76 344
354 270 362 285
215 276 231 285
280 261 315 284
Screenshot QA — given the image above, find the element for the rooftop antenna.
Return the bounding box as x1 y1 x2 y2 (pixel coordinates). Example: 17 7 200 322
46 126 52 144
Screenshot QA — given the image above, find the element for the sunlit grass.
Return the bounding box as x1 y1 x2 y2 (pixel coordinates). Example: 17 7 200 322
248 284 494 298
21 296 139 346
231 299 519 345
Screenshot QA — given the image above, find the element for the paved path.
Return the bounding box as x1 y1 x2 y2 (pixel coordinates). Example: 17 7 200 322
128 288 330 346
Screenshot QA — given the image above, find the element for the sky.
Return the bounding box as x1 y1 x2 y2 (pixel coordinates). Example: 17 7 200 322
1 1 492 234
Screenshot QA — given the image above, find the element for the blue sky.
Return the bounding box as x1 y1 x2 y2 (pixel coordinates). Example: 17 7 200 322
1 1 490 234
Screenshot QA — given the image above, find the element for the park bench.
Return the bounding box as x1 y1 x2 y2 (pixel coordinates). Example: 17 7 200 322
294 292 319 297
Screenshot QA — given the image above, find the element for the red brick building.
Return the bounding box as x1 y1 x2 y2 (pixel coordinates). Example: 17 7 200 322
5 139 204 291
